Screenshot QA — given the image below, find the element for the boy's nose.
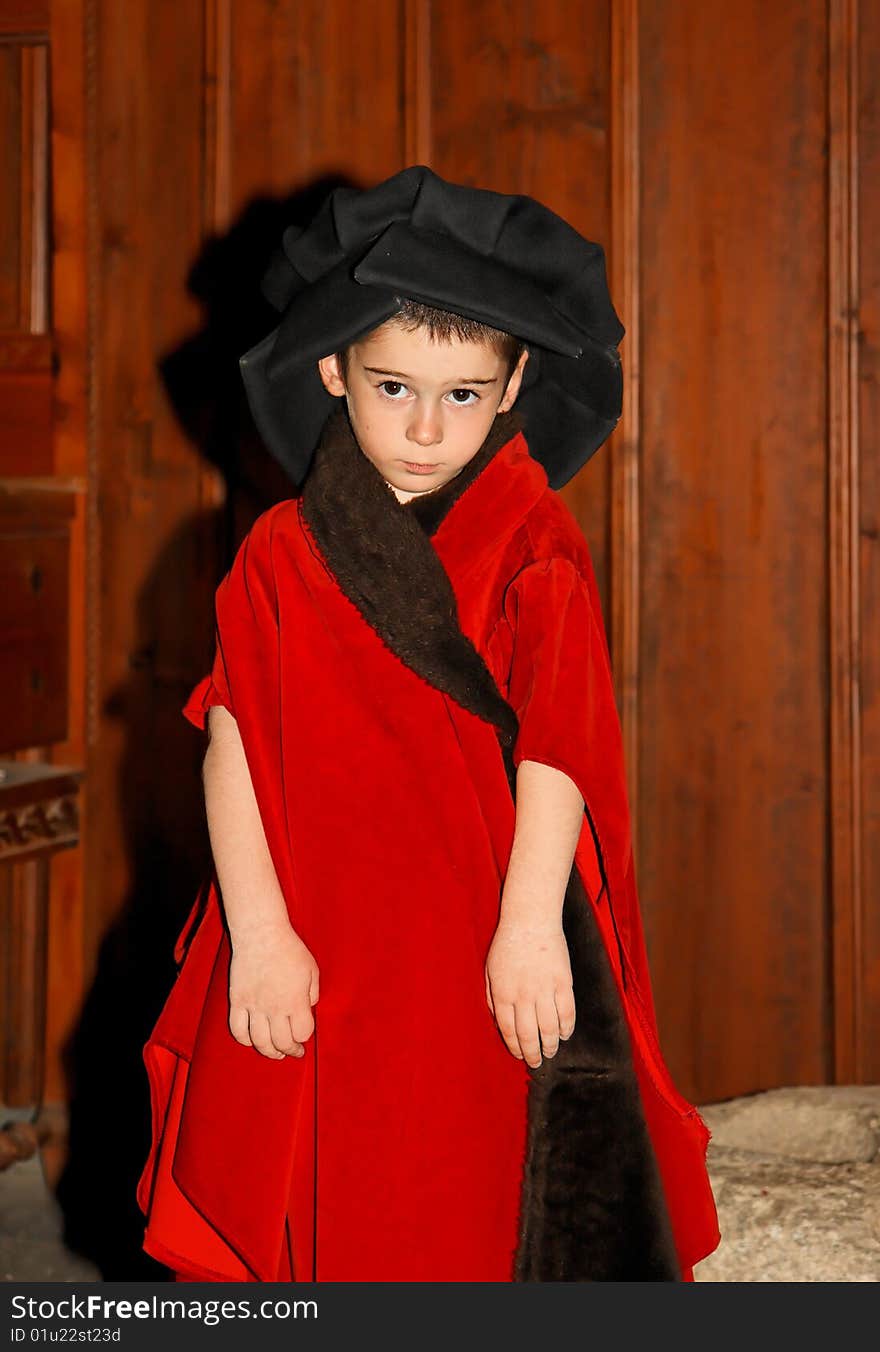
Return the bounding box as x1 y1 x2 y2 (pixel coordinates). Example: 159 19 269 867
407 406 443 446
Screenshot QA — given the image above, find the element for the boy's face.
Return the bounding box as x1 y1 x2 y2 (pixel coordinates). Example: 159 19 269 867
316 323 529 503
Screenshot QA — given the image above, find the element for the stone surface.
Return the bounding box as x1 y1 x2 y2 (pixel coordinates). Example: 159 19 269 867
0 1152 100 1283
694 1086 880 1282
699 1086 880 1164
694 1147 880 1282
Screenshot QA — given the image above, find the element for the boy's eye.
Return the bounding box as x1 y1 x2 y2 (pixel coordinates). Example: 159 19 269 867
375 381 479 406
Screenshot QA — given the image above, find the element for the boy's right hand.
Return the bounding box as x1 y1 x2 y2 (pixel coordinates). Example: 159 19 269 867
228 924 319 1060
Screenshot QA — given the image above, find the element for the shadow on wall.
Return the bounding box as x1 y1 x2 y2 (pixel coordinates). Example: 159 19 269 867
52 171 362 1280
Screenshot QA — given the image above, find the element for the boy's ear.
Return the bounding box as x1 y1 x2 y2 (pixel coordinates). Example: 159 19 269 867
317 353 346 397
498 347 530 413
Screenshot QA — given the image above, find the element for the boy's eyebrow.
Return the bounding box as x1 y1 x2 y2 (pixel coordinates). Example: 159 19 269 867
363 366 498 385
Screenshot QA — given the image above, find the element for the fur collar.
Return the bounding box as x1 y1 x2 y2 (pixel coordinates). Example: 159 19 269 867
299 408 681 1281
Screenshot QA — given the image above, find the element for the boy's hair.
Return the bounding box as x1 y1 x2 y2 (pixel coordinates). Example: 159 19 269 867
337 298 527 388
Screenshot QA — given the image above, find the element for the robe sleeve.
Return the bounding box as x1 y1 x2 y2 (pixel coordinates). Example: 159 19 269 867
181 640 234 731
498 555 633 882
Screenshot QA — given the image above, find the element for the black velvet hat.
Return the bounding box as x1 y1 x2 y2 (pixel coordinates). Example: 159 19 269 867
239 165 625 489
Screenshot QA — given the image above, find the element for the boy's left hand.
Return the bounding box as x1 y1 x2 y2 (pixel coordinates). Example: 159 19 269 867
485 919 575 1068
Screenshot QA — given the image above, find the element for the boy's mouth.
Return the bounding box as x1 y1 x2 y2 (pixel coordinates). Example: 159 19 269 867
401 460 439 475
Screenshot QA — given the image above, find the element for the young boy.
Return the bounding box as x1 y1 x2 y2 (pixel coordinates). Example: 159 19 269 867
137 166 720 1283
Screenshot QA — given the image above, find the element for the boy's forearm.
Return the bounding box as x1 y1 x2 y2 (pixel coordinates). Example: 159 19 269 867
499 759 584 927
202 706 293 947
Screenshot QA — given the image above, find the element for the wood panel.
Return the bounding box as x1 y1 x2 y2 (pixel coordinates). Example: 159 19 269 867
0 762 83 1111
0 861 46 1104
856 0 880 1081
609 0 642 870
0 0 74 1116
0 484 74 750
0 1 48 34
42 0 88 1109
639 2 830 1099
227 0 404 208
0 27 51 475
0 42 24 327
828 0 860 1083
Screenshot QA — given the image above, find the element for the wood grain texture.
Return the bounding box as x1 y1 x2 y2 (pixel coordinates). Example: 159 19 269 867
828 0 860 1083
610 0 641 856
0 1 47 37
0 860 46 1104
855 0 879 1083
639 2 830 1099
0 33 50 474
227 0 404 199
0 485 74 751
41 0 88 1108
0 763 83 1110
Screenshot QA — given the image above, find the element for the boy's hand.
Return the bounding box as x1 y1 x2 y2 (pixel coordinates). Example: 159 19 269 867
228 923 319 1060
485 918 575 1068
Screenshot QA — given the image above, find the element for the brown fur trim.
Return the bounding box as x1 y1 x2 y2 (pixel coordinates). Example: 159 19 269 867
514 863 681 1280
300 407 681 1281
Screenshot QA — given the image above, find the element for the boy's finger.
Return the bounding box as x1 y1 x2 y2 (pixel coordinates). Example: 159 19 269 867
514 1004 542 1069
267 1012 300 1056
279 1016 304 1057
289 1007 315 1045
248 1010 284 1059
556 986 576 1039
493 1003 522 1058
535 995 560 1059
228 1006 252 1047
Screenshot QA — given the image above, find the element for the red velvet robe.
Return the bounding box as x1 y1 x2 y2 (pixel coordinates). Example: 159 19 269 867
136 425 720 1282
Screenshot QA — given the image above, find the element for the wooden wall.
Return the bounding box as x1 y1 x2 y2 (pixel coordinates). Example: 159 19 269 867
2 3 877 1197
639 4 831 1094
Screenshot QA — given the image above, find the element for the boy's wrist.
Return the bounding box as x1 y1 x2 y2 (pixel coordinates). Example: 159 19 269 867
498 888 565 930
227 912 297 949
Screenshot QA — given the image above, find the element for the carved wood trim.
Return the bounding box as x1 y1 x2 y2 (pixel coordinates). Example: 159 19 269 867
0 2 48 38
828 0 862 1081
0 794 80 862
21 40 48 331
0 764 82 1110
83 0 100 750
610 0 641 855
